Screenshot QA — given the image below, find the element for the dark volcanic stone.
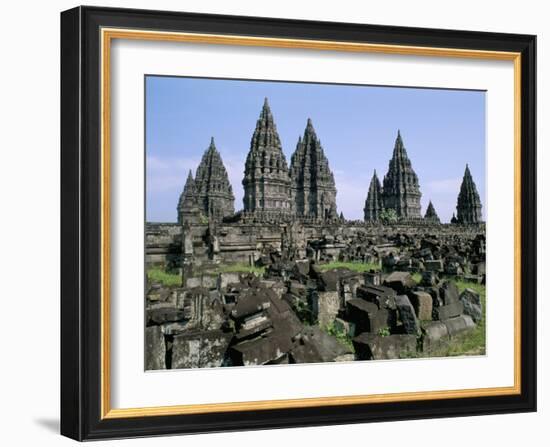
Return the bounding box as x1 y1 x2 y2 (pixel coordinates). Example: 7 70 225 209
145 326 166 370
147 307 185 325
383 271 416 294
395 295 420 335
346 299 395 334
171 330 232 369
353 333 417 360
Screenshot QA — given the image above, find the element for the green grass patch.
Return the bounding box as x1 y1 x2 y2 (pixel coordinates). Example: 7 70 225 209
147 268 182 287
317 261 381 273
426 278 486 357
324 322 355 352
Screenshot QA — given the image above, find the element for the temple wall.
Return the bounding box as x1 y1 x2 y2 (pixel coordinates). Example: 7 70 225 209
146 219 485 270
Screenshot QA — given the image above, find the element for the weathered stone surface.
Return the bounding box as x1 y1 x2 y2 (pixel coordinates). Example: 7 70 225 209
409 291 433 321
290 326 353 363
353 333 417 360
440 280 460 305
145 326 166 370
435 301 463 320
460 288 483 323
218 272 241 290
312 291 340 327
356 284 397 310
147 307 185 325
383 271 416 294
395 295 420 334
420 270 438 287
346 299 394 334
425 259 444 272
172 330 232 369
421 321 449 351
230 330 292 366
443 315 476 337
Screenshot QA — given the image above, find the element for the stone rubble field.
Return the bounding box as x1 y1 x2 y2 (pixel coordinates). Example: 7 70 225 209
145 231 486 370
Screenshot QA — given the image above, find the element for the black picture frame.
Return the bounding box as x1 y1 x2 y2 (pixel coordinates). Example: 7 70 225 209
61 5 536 441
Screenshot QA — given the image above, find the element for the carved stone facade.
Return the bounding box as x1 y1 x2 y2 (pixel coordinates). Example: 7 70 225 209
382 131 422 219
290 118 337 220
364 170 384 221
456 164 483 224
194 138 235 221
242 98 292 215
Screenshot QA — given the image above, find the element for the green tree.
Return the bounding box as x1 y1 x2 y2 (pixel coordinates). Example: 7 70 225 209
379 208 398 224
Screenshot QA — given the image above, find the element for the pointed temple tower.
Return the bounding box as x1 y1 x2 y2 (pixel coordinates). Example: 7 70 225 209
177 170 202 224
242 98 292 214
194 137 235 221
289 118 337 220
456 164 483 224
424 200 441 224
382 130 422 219
364 170 384 222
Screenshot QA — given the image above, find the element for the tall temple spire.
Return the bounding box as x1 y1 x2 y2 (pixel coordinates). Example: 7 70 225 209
424 200 440 224
242 98 292 214
382 130 422 218
364 170 384 222
456 164 483 224
290 118 337 220
177 170 202 224
194 138 235 221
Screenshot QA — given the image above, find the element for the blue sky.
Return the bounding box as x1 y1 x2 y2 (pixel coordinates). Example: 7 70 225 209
146 76 486 223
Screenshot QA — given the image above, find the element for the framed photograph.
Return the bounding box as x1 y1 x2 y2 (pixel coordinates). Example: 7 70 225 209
60 6 536 441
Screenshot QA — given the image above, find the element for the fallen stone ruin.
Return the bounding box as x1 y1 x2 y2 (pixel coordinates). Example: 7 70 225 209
145 230 485 370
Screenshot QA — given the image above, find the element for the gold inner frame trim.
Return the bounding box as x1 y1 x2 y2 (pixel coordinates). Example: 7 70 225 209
100 27 522 419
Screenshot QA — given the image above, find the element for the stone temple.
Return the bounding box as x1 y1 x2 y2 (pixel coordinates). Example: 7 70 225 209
177 170 201 225
242 98 293 217
456 164 483 224
194 137 235 220
363 170 383 222
163 98 485 269
424 200 440 224
290 118 337 220
381 130 422 219
146 98 487 370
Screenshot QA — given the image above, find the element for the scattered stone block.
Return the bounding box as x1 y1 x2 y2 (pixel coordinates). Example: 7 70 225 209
425 259 444 272
409 291 433 321
346 299 394 334
172 330 232 369
218 272 241 290
440 281 460 305
421 321 449 351
383 271 416 294
434 301 463 320
353 333 417 360
395 295 420 335
356 285 397 309
443 315 476 337
460 288 483 323
312 291 340 327
290 326 354 363
147 307 185 325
